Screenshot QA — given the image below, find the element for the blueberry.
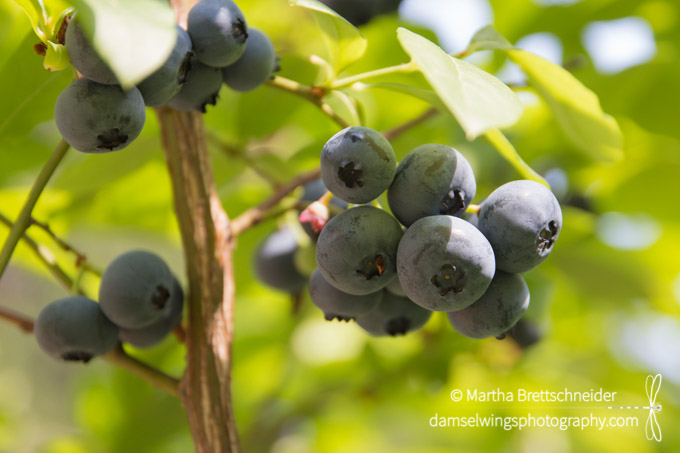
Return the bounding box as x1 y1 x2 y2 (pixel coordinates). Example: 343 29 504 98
388 144 476 227
119 278 184 348
136 25 193 107
34 296 119 362
99 250 175 329
355 290 432 336
222 28 276 92
320 127 397 204
319 0 403 27
477 180 562 273
507 319 542 349
65 20 118 85
187 0 248 67
54 78 146 153
254 227 307 293
447 271 529 339
308 269 381 321
316 206 403 295
397 215 495 312
385 274 406 297
168 60 223 112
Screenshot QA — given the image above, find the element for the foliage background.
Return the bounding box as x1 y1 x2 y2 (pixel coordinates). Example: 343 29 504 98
0 0 679 452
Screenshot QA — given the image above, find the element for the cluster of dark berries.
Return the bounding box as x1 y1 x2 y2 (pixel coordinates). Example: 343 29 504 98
54 0 278 153
320 0 403 27
256 126 562 340
34 251 184 363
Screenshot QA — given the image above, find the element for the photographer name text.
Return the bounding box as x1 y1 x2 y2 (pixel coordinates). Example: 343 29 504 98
451 388 616 403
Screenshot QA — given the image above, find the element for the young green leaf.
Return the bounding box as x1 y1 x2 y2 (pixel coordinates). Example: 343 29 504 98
69 0 176 89
290 0 367 78
507 49 623 162
397 27 522 140
43 41 69 71
13 0 44 40
463 25 512 56
484 129 548 186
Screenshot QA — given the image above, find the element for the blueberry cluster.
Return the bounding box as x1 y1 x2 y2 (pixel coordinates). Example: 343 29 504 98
55 0 278 153
255 126 562 340
34 250 184 362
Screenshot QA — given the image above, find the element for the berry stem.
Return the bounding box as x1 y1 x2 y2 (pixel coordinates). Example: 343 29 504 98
329 61 418 89
465 204 481 215
0 139 70 280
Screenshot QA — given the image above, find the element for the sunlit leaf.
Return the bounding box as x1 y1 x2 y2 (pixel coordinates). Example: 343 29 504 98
484 129 547 185
397 27 523 140
507 49 623 162
69 0 176 89
289 0 367 76
464 25 512 55
44 41 69 71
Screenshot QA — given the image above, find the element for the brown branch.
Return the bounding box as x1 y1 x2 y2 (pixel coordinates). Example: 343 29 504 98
229 167 321 236
156 105 240 453
381 107 439 142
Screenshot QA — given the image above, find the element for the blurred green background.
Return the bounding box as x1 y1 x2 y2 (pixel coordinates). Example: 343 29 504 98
1 0 679 451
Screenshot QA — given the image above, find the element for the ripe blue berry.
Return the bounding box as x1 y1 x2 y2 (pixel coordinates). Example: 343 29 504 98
119 278 185 348
187 0 248 67
137 25 193 106
316 206 402 295
35 296 119 362
477 180 562 273
388 144 476 226
254 227 307 293
308 269 381 321
355 290 432 336
222 28 276 92
397 215 495 311
168 60 223 112
65 20 117 85
447 271 529 339
99 250 175 329
320 127 397 204
54 78 146 153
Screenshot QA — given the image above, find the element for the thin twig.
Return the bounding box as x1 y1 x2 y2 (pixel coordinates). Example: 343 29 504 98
0 212 85 296
381 107 439 142
104 344 181 397
0 305 34 333
0 304 181 396
28 217 102 276
205 132 282 188
0 139 70 280
266 76 350 129
230 168 321 236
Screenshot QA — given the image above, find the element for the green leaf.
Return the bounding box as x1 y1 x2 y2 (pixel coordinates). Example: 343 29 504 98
483 129 547 186
365 82 448 111
463 25 512 55
507 49 623 162
13 0 43 40
69 0 176 89
397 27 522 140
290 0 367 77
44 41 69 71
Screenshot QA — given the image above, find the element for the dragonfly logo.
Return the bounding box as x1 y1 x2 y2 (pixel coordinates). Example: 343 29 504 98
607 374 662 442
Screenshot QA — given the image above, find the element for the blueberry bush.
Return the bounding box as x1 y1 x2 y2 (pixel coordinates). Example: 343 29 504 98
0 0 678 452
